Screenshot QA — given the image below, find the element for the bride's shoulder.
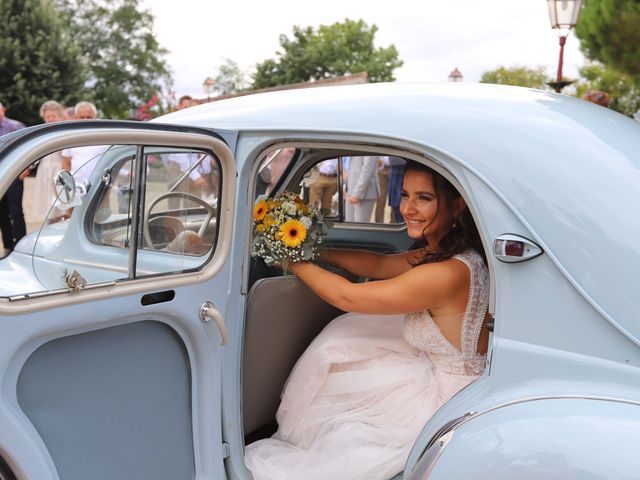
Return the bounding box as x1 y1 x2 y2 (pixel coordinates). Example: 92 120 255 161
408 249 485 287
409 254 471 285
451 249 486 269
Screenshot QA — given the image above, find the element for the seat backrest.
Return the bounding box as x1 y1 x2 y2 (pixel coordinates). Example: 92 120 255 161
243 275 343 435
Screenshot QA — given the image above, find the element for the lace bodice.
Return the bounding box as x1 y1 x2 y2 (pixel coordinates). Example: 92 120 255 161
402 249 489 375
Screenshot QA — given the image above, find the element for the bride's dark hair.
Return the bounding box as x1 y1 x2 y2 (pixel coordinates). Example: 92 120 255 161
403 161 485 265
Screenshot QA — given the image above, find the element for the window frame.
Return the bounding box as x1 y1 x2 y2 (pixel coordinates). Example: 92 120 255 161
0 124 236 312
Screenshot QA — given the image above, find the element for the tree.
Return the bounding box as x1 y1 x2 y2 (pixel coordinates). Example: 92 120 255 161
574 62 640 117
56 0 173 119
214 58 248 95
251 19 403 89
0 0 86 125
575 0 640 77
479 66 550 90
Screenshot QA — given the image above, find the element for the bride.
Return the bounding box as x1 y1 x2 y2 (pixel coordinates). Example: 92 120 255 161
245 160 489 480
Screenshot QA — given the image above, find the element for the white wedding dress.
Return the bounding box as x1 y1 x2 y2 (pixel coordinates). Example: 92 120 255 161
245 249 489 480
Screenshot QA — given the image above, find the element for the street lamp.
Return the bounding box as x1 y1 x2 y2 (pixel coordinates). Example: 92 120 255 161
546 0 584 93
203 77 215 95
448 67 463 82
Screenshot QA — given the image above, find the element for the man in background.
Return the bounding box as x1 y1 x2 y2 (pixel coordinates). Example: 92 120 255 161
309 159 338 212
0 101 27 257
345 156 380 222
581 90 610 108
177 95 193 110
61 102 108 186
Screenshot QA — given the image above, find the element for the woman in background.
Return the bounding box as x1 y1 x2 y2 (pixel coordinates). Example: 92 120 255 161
29 101 66 223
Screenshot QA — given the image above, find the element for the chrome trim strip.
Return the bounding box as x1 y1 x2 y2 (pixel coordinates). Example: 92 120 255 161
8 281 117 301
128 145 145 278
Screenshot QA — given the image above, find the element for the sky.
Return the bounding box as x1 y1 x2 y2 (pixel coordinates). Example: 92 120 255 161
142 0 586 98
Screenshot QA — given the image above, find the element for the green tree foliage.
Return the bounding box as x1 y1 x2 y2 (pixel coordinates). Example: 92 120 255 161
575 0 640 77
252 19 403 89
575 62 640 117
214 58 248 95
479 66 550 89
0 0 85 125
56 0 172 118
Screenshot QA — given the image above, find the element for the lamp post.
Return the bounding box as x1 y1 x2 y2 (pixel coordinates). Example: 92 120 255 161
546 0 584 93
203 77 215 96
448 67 463 82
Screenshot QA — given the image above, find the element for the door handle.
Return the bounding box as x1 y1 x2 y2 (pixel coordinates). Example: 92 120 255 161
199 301 228 346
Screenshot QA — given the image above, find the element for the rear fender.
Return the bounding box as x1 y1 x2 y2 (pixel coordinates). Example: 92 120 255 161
406 397 640 480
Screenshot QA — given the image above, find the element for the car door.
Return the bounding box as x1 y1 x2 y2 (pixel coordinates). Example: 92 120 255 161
0 121 236 480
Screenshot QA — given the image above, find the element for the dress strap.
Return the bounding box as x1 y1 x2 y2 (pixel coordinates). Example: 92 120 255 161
451 250 489 357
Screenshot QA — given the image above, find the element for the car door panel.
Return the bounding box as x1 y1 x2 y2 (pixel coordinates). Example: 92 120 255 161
17 321 195 480
0 122 235 479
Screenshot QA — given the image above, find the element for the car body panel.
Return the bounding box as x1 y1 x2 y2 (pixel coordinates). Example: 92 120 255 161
0 123 236 479
0 84 639 479
161 83 640 347
407 397 640 480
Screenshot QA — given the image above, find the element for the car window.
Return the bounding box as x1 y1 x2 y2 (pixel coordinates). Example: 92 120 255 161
135 147 220 276
0 143 221 299
91 152 135 249
299 156 406 225
31 144 131 291
256 148 296 197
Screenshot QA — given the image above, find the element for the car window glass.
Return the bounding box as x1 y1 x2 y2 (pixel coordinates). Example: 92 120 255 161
135 147 220 277
0 143 221 299
92 154 135 249
26 144 132 293
296 155 406 225
256 148 296 197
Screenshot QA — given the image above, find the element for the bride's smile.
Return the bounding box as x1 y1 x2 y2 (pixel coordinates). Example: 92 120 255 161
400 170 456 242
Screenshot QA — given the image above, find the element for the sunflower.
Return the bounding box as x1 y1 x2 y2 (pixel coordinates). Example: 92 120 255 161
254 200 268 221
278 219 307 248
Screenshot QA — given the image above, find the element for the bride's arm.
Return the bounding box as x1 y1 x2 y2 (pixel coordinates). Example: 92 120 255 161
319 248 423 280
289 259 468 314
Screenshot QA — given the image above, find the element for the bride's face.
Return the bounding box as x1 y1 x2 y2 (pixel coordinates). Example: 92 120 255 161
400 170 453 241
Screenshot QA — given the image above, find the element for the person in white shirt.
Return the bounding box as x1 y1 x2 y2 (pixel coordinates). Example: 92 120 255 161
309 159 338 211
61 102 108 186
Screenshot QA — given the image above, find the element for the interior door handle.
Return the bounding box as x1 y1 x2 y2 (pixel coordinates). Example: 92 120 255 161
199 301 228 346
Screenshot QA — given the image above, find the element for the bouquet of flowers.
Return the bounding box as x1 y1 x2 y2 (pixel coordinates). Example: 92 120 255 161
251 190 329 268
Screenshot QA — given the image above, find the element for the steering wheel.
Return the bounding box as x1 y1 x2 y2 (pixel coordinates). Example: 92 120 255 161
143 191 216 250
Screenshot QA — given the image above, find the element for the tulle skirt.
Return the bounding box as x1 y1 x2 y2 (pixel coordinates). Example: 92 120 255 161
245 313 478 480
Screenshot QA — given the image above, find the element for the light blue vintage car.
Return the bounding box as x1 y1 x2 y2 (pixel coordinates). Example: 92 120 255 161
1 83 639 480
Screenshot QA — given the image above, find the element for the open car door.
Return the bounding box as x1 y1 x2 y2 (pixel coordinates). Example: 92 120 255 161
0 121 236 480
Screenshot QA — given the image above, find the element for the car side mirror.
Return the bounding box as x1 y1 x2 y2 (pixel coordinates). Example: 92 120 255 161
54 170 76 205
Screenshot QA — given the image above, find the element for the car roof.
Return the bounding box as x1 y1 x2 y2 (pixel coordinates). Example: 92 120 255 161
160 82 640 345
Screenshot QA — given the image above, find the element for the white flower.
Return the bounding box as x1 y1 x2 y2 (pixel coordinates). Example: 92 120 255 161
299 216 312 229
283 201 297 215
